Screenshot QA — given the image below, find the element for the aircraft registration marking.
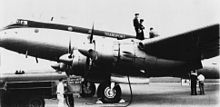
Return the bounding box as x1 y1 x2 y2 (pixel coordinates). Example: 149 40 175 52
104 32 125 38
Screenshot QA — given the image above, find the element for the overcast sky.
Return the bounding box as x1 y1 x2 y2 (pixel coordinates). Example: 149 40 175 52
0 0 219 73
1 0 220 35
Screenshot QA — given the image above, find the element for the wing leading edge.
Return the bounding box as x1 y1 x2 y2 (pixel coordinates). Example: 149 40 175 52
140 24 220 62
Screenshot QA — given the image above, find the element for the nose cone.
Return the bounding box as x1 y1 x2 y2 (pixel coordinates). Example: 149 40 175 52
0 29 6 46
0 31 2 45
0 30 3 46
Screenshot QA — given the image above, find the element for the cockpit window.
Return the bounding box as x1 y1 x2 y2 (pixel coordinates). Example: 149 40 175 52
16 19 28 25
16 19 22 24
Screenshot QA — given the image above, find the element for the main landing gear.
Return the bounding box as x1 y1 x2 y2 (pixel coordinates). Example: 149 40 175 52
97 82 122 103
80 80 122 103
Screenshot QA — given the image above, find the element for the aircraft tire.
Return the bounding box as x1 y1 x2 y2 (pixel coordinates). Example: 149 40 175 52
97 82 121 103
80 81 96 97
27 97 45 107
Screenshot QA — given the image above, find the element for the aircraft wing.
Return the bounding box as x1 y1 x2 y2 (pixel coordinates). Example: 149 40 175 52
140 24 220 61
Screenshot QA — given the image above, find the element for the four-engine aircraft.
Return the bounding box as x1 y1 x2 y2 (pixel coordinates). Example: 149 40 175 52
0 19 219 103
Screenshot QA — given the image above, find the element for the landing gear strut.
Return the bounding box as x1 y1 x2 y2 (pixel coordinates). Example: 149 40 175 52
80 81 96 97
97 82 121 103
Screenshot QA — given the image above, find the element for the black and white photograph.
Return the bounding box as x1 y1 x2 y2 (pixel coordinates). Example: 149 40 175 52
0 0 219 107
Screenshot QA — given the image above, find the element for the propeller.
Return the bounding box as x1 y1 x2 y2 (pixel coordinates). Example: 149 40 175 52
60 24 95 76
58 37 74 65
89 24 94 44
58 38 74 75
58 24 97 78
83 24 96 78
68 37 73 58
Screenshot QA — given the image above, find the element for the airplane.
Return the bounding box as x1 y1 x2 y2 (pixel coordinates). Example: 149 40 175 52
0 19 219 103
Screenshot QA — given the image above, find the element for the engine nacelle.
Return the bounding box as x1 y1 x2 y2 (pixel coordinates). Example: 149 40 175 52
71 50 88 76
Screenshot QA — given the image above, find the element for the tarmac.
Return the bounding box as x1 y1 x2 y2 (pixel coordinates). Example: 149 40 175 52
45 81 220 107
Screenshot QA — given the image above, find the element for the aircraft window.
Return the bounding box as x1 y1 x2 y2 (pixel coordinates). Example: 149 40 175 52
15 19 28 25
21 21 28 25
68 27 73 31
16 20 21 24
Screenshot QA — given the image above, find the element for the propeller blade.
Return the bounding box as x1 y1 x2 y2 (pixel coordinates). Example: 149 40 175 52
90 24 94 43
68 37 71 54
68 37 73 58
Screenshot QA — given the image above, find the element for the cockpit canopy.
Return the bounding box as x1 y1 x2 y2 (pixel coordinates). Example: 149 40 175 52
16 19 28 25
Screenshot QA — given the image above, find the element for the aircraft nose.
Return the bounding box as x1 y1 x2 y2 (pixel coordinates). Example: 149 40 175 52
0 30 4 45
0 31 2 44
0 28 7 39
0 31 2 41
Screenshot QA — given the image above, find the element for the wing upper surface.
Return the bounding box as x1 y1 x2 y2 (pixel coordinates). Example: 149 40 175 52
140 24 220 61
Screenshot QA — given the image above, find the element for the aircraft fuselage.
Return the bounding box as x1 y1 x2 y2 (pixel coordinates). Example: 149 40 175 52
0 26 188 78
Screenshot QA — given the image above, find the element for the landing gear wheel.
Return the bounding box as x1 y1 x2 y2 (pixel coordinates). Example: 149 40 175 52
97 82 121 103
80 81 96 97
28 97 45 107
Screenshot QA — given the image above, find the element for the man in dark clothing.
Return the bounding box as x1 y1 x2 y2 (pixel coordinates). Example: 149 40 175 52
149 27 161 38
149 27 155 38
139 19 145 40
65 79 74 107
133 13 140 39
190 70 198 95
65 92 74 107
